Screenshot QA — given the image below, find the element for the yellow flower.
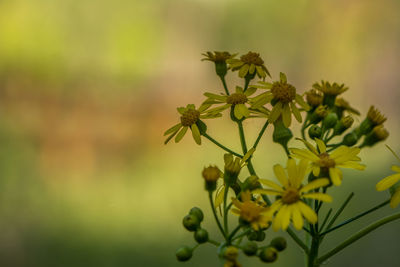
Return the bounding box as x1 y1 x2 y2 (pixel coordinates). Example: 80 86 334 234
164 104 221 145
231 191 272 230
305 89 323 107
203 86 268 120
226 51 270 78
290 139 365 186
313 80 348 96
367 105 387 125
201 51 236 63
256 72 310 127
376 146 400 208
254 159 332 231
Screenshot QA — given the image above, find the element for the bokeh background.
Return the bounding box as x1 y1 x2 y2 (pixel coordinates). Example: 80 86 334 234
0 0 399 266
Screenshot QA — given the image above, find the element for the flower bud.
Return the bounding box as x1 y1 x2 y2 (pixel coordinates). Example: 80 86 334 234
182 214 200 232
241 175 261 191
308 105 328 124
273 119 293 152
259 246 278 263
333 115 354 135
223 246 239 261
194 228 208 243
270 237 287 252
202 166 221 191
224 154 242 185
308 125 322 139
322 112 338 129
306 89 323 107
189 207 204 222
176 246 193 261
342 132 358 146
242 241 258 256
360 125 389 147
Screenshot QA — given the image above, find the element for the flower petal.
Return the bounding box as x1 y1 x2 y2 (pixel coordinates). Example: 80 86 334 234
164 123 182 136
290 101 302 123
253 189 282 196
291 148 320 161
282 103 292 127
234 104 244 120
191 124 201 145
329 167 343 186
302 193 333 202
298 201 317 224
259 179 284 191
273 164 288 187
315 139 326 153
292 203 304 230
239 64 250 78
390 189 400 208
376 173 400 191
268 102 283 123
175 126 188 143
300 178 330 194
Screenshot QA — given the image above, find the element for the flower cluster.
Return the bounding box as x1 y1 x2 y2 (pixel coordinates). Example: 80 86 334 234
167 51 396 267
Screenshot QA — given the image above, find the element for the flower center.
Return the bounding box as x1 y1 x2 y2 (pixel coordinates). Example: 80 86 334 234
180 109 200 126
318 153 336 168
227 93 248 105
240 202 261 222
271 82 296 103
240 52 264 65
281 187 300 204
214 52 231 62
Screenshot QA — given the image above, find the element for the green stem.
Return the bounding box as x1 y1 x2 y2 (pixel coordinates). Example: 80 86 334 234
220 75 230 96
232 228 251 241
287 227 309 254
209 191 226 239
208 239 220 246
317 213 400 264
227 225 242 242
319 208 333 233
223 186 230 234
252 121 269 149
203 133 242 158
325 192 354 232
237 121 256 175
320 199 390 236
307 236 321 267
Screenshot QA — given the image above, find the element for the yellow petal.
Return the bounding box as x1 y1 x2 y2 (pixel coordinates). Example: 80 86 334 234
204 92 227 101
253 189 282 196
302 193 333 202
337 161 365 170
249 63 256 74
164 123 182 136
256 65 266 78
295 94 310 111
329 167 343 186
312 165 321 176
290 101 302 122
391 165 400 173
281 205 292 230
191 124 201 145
390 189 400 208
238 104 250 117
298 201 317 224
273 205 287 231
300 178 330 193
282 103 292 127
296 159 309 187
287 158 297 185
291 148 320 161
215 185 225 208
268 102 283 123
175 126 188 143
315 139 326 153
259 179 284 191
376 173 400 191
273 164 288 187
239 64 250 78
234 104 243 120
292 203 304 230
242 148 255 163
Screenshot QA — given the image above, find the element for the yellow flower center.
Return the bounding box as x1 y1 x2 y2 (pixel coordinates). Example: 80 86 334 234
240 201 262 222
271 82 296 103
227 93 248 105
318 153 336 168
240 52 264 65
180 109 200 126
281 187 300 204
202 166 220 182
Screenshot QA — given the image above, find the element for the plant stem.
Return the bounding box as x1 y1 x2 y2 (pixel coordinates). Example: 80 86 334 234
220 75 230 95
307 236 321 267
232 228 251 241
324 192 354 233
317 213 400 264
209 191 226 239
287 228 309 254
252 121 269 149
237 121 256 175
208 239 220 246
320 199 390 236
319 208 333 233
227 225 242 242
223 185 230 234
203 133 242 158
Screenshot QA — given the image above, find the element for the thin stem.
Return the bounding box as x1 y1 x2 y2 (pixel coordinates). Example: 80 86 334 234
227 225 242 242
232 228 251 241
209 191 226 239
252 121 269 149
308 236 321 267
219 75 230 96
320 199 390 236
287 227 309 254
317 213 400 264
319 208 333 233
325 192 354 232
203 133 242 158
223 185 230 234
208 239 220 246
237 121 256 175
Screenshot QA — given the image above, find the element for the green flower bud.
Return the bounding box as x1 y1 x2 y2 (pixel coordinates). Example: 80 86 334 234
189 207 204 222
241 175 261 191
333 116 354 135
259 246 278 263
242 241 258 256
342 132 358 146
247 231 258 241
224 154 242 185
194 228 208 243
223 246 239 261
182 214 200 232
322 112 338 129
360 125 389 148
270 237 287 252
202 166 221 191
255 231 266 242
176 246 193 262
308 105 328 124
273 119 293 152
308 125 322 139
215 62 228 77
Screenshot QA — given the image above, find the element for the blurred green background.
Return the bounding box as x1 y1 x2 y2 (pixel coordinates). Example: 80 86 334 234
0 0 399 266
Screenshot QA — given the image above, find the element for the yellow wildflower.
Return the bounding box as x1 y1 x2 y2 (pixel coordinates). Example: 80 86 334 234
231 191 272 230
306 89 323 107
367 106 387 125
254 159 332 231
164 104 221 145
201 51 236 63
376 146 400 208
226 51 270 78
313 80 348 96
291 139 365 186
256 72 310 127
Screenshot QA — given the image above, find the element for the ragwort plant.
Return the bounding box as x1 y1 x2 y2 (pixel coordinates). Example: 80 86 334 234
164 51 399 267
